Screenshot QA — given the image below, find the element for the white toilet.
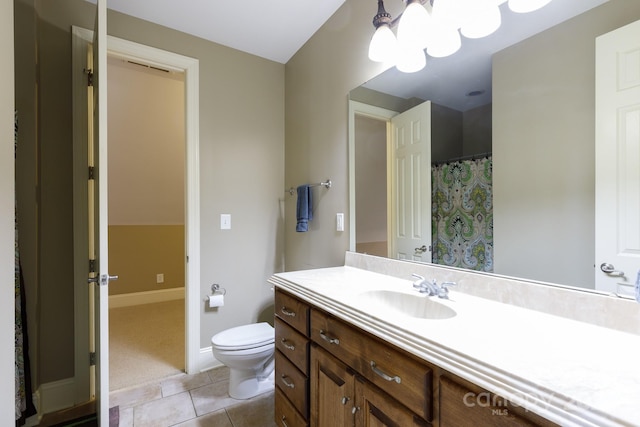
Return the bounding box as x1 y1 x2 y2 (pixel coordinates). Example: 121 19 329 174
211 322 275 399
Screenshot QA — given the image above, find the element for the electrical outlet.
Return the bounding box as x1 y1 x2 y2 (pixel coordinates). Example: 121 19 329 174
156 273 164 284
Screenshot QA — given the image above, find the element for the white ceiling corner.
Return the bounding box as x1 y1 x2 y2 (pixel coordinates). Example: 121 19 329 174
101 0 346 63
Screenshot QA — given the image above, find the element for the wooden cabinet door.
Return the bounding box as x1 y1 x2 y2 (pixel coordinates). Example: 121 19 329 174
310 345 356 427
355 378 430 427
439 376 555 427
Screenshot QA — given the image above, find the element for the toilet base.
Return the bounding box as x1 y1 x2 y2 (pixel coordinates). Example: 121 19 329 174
229 368 275 400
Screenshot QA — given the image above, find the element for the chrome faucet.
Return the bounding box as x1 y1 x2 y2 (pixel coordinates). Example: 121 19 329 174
412 274 456 299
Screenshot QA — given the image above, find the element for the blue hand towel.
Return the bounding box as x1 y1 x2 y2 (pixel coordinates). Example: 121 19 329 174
296 185 313 232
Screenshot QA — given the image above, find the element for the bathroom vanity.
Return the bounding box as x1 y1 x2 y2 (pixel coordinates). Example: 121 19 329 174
270 252 640 427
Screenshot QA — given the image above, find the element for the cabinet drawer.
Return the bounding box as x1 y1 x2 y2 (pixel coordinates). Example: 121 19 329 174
311 308 433 421
275 387 308 427
275 317 309 374
275 290 310 336
275 350 309 419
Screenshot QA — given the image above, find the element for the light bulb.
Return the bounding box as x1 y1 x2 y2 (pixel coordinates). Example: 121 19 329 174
368 24 397 63
427 24 461 58
396 44 426 73
508 0 552 13
461 4 501 39
397 0 433 50
431 0 467 30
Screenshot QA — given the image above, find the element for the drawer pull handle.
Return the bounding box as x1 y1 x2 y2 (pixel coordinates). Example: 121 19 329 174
280 375 295 389
281 338 295 351
319 330 340 345
370 361 401 384
281 416 289 427
280 306 296 317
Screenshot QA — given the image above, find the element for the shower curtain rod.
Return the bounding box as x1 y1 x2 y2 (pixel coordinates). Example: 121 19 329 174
433 152 492 166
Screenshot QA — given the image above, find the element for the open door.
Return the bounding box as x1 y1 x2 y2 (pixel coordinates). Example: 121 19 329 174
595 19 640 297
89 0 116 422
390 101 432 262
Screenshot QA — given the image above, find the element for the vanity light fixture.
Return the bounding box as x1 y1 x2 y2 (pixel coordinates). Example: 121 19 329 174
368 0 553 72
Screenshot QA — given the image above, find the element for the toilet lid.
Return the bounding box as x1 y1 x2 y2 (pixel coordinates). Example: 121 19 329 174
211 322 274 350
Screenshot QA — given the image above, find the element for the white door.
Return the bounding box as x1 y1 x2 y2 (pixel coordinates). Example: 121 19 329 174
90 0 115 422
595 19 640 296
390 101 432 262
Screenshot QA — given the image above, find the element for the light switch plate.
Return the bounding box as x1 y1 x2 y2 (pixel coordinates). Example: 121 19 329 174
220 214 231 230
336 213 344 232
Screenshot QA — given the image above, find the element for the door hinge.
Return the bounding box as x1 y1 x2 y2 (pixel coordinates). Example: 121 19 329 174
85 68 94 87
88 166 95 180
89 352 96 366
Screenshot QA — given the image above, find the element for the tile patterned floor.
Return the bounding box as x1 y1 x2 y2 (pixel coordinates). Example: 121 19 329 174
110 366 276 426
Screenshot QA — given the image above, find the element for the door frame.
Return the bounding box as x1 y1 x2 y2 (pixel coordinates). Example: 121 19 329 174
72 27 200 403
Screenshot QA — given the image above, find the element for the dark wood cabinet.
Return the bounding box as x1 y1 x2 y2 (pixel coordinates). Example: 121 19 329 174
274 290 310 426
274 288 557 427
310 345 356 426
439 375 556 427
356 378 431 427
310 308 433 422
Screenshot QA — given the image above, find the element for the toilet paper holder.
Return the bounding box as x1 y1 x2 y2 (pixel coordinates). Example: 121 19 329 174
203 283 226 301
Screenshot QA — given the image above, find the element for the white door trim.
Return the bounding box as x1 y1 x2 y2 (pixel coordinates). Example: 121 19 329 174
72 27 200 403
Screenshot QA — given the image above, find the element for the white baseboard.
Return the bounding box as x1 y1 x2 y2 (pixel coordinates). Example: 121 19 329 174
109 287 184 308
198 345 223 373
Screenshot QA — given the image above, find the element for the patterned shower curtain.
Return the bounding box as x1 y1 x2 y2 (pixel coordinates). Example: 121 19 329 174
431 156 493 272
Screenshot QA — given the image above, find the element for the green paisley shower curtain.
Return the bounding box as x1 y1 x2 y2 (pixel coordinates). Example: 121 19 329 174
432 156 493 272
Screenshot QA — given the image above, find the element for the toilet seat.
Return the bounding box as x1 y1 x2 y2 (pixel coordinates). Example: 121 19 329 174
211 322 274 351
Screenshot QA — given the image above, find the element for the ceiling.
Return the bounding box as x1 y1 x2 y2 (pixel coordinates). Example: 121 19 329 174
98 0 608 111
100 0 346 64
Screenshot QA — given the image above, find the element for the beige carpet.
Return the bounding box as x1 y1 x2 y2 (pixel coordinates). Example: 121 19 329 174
109 299 185 391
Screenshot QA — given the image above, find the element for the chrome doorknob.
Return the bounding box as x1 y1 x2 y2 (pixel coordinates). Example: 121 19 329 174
600 263 624 277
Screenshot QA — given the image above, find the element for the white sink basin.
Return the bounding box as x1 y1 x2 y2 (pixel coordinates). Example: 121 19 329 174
357 290 457 320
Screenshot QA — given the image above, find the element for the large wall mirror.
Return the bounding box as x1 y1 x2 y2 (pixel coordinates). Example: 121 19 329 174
348 0 640 296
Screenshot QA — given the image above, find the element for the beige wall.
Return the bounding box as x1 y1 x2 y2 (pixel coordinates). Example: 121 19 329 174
431 103 463 164
1 0 14 422
493 0 640 288
284 0 388 271
15 0 284 387
354 115 386 253
108 225 184 294
107 58 185 226
463 103 492 156
107 57 186 297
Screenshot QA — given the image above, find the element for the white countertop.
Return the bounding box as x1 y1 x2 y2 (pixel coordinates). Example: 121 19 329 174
269 266 640 427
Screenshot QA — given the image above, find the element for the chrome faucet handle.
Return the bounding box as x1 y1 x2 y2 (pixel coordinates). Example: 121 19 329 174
411 273 426 289
437 281 457 299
